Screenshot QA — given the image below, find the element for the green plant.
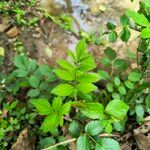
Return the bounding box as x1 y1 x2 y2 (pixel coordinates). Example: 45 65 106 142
6 55 56 98
30 39 129 149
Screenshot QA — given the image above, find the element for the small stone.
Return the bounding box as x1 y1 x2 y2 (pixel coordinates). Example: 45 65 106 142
0 24 9 33
32 33 41 38
7 26 19 38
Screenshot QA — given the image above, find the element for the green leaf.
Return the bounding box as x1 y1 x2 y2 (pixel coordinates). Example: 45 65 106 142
69 121 81 138
105 122 112 133
118 86 126 95
146 95 150 108
120 14 130 26
125 80 134 89
81 103 104 119
57 59 74 70
14 69 28 77
135 105 144 118
53 69 74 81
126 10 149 27
112 92 120 99
109 31 117 43
52 97 62 112
76 39 86 60
78 54 96 71
114 59 128 71
30 99 52 115
40 114 59 133
59 101 71 115
100 57 111 66
95 138 120 150
106 83 114 92
39 137 56 149
39 64 53 77
51 84 74 96
107 22 116 30
120 27 130 42
106 99 129 119
14 55 28 70
128 72 142 82
68 50 76 61
27 89 40 97
77 83 97 93
98 70 109 80
77 134 91 150
27 59 37 73
76 73 100 83
28 75 39 88
104 47 117 60
85 121 103 136
141 27 150 38
114 77 121 86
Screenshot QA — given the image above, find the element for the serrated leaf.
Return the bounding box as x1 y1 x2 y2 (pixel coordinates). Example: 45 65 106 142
39 137 56 149
114 77 121 86
100 57 111 66
27 89 40 97
114 59 128 71
68 50 76 61
78 54 96 71
120 14 129 26
77 134 91 150
40 114 59 133
81 103 104 119
52 97 62 112
120 27 130 42
125 80 134 89
69 121 81 138
112 92 120 99
57 59 74 70
126 10 149 27
14 69 28 77
98 70 109 80
106 83 114 92
77 82 97 93
14 55 28 70
106 99 129 119
141 27 150 38
27 59 37 73
76 39 86 60
30 99 52 115
135 105 144 118
109 31 117 43
85 120 103 136
51 84 74 96
128 72 142 82
76 73 100 83
59 101 71 115
95 138 120 150
104 47 117 60
53 69 74 81
39 64 53 76
105 122 112 133
107 22 116 30
28 75 39 88
118 86 126 95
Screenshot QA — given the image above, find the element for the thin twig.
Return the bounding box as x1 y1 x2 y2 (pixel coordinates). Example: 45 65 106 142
42 133 121 150
99 133 120 138
42 138 76 150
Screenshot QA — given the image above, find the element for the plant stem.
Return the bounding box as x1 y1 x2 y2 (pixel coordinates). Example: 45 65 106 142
42 138 76 150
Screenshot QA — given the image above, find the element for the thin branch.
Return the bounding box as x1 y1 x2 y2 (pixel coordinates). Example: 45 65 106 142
42 138 76 150
99 133 120 138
